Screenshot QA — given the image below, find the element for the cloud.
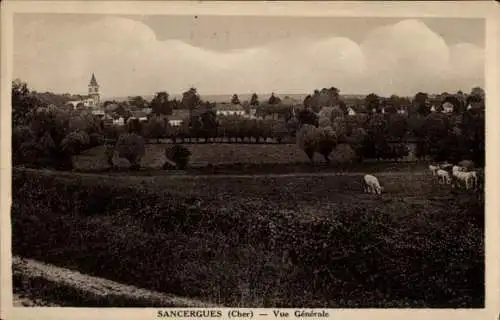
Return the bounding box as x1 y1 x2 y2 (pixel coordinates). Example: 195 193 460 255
13 16 484 98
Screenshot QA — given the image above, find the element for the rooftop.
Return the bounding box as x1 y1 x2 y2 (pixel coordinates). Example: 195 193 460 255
216 103 245 111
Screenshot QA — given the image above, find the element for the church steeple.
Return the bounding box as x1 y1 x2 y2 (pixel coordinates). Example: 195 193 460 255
88 73 100 107
89 73 99 87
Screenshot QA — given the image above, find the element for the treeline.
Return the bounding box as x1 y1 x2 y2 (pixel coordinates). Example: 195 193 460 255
11 80 485 171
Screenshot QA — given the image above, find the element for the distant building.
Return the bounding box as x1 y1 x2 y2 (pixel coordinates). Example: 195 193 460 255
91 109 105 118
113 117 125 126
442 102 454 113
347 106 356 116
216 103 246 117
168 118 184 127
248 108 262 120
88 73 100 107
68 73 101 109
128 110 148 122
168 109 190 127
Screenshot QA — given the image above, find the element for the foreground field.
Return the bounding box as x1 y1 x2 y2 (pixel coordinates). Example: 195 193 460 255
12 168 484 307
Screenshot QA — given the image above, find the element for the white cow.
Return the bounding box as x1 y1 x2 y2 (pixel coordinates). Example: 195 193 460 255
452 165 466 173
453 170 477 190
440 163 453 171
363 174 383 194
436 169 451 185
429 165 439 176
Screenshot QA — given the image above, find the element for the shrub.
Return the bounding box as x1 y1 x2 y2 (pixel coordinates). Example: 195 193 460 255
165 144 192 170
296 124 338 163
115 133 146 170
143 116 167 141
60 131 90 155
12 126 35 165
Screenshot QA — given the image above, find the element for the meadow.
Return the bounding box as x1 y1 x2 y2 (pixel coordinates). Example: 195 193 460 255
11 167 484 308
72 142 419 174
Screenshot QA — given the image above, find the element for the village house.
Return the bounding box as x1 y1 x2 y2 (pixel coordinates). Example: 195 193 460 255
168 109 190 127
397 107 407 115
128 110 149 122
113 116 125 126
442 102 454 113
347 106 356 116
91 109 105 118
248 108 260 120
216 103 246 117
317 106 345 119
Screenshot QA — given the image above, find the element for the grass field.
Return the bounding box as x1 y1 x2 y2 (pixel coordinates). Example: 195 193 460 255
11 168 484 308
73 143 359 171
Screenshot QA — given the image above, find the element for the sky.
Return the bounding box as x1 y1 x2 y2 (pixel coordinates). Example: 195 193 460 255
13 13 485 98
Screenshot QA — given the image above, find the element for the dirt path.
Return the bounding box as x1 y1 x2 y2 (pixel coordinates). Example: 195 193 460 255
13 292 61 307
12 256 217 307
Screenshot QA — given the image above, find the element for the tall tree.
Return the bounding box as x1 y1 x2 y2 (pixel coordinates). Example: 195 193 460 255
365 93 381 113
200 108 218 142
128 96 149 109
150 91 172 116
182 87 202 129
469 86 485 110
470 86 485 101
425 112 452 161
182 87 201 112
12 79 44 126
413 92 430 116
250 93 260 106
231 94 241 105
297 108 319 128
443 94 462 114
328 87 340 103
310 89 321 112
268 92 281 105
303 95 313 109
337 100 348 115
456 90 467 112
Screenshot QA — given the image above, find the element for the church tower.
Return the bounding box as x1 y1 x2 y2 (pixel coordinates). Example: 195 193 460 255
88 73 100 107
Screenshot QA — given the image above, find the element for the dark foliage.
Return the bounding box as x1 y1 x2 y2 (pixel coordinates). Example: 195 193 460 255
165 144 192 169
12 170 484 307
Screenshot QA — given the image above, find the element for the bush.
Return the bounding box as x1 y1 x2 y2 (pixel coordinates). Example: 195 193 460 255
143 116 167 141
296 124 338 163
165 144 192 170
115 133 146 170
12 126 35 165
60 131 90 155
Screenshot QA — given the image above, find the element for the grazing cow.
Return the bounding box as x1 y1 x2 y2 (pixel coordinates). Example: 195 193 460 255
453 170 477 190
440 163 453 171
429 165 439 176
436 169 451 185
363 174 383 194
452 165 466 173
